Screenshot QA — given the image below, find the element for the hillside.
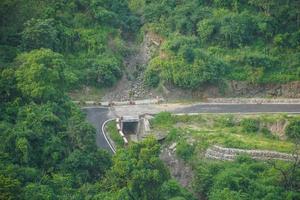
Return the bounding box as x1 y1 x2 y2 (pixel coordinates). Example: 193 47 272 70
151 112 300 199
1 0 300 199
141 0 300 91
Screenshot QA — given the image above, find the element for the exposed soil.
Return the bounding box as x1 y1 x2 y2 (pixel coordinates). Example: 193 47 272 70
160 144 194 190
103 30 300 102
102 32 162 101
158 81 300 102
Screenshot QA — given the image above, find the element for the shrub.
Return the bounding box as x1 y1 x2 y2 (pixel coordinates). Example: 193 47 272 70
240 118 260 133
152 112 175 129
176 140 194 161
166 128 180 142
106 121 124 148
285 120 300 140
261 127 275 139
216 115 235 127
144 67 160 87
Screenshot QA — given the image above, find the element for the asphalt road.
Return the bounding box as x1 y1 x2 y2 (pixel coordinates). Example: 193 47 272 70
83 104 300 153
82 107 114 153
174 104 300 114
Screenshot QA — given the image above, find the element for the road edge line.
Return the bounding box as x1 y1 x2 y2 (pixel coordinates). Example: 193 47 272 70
102 118 116 154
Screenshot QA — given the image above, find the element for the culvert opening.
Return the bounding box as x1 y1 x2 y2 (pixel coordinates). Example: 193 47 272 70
122 121 139 135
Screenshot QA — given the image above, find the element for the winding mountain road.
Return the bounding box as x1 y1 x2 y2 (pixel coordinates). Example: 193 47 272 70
83 103 300 153
82 107 115 153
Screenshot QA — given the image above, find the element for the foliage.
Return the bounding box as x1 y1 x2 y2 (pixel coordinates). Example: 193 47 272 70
144 65 160 87
85 55 122 87
101 137 194 199
21 18 59 51
106 120 124 148
176 140 194 161
143 0 300 88
0 0 141 89
151 112 175 129
145 39 228 89
152 113 296 153
285 120 300 140
240 118 260 133
15 49 71 102
216 115 235 127
151 113 300 199
193 156 300 200
0 44 113 198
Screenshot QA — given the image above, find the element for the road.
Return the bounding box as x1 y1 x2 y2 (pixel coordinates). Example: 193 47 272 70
83 103 300 153
82 107 114 153
174 104 300 114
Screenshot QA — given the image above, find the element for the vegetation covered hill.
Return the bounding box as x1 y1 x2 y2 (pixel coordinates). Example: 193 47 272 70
151 112 300 199
1 0 300 199
1 0 140 89
142 0 300 89
0 2 193 199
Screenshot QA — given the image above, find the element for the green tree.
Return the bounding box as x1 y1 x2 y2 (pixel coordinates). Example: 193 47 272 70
24 183 55 200
0 174 21 200
209 188 245 200
86 55 122 87
15 49 70 102
21 18 59 51
285 120 300 140
104 137 170 200
240 118 260 133
161 179 195 200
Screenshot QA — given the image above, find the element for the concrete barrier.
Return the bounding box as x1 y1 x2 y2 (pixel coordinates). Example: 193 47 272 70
116 118 129 145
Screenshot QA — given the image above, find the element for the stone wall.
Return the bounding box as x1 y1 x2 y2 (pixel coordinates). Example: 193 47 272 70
205 145 296 161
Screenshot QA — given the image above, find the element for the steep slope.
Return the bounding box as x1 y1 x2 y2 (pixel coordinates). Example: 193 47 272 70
103 32 161 101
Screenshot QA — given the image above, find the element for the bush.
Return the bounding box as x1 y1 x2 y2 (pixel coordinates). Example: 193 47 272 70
216 115 235 127
240 118 260 133
106 121 124 148
86 55 122 87
285 120 300 140
176 140 194 161
166 128 180 142
152 112 175 129
261 127 275 139
144 67 160 87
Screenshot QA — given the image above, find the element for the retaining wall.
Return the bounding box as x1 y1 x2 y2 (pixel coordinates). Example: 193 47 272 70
205 145 296 161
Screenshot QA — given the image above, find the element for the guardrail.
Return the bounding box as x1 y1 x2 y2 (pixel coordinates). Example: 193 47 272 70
101 119 116 154
116 118 129 145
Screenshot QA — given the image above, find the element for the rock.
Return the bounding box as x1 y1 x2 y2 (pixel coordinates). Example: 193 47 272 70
169 142 177 150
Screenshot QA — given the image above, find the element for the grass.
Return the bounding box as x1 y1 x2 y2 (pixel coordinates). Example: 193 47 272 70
68 86 107 101
106 120 124 148
151 113 297 153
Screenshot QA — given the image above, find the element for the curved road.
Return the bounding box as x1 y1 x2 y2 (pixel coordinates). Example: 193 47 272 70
83 104 300 153
82 107 114 153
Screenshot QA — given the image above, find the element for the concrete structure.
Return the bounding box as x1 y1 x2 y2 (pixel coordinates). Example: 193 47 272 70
83 102 300 154
116 114 165 144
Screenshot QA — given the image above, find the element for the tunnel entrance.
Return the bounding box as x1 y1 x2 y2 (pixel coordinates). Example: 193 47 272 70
122 121 139 135
120 116 140 142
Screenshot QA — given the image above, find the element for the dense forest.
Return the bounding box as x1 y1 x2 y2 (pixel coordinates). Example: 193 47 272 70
1 0 300 199
0 0 133 198
143 0 300 88
0 0 191 199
